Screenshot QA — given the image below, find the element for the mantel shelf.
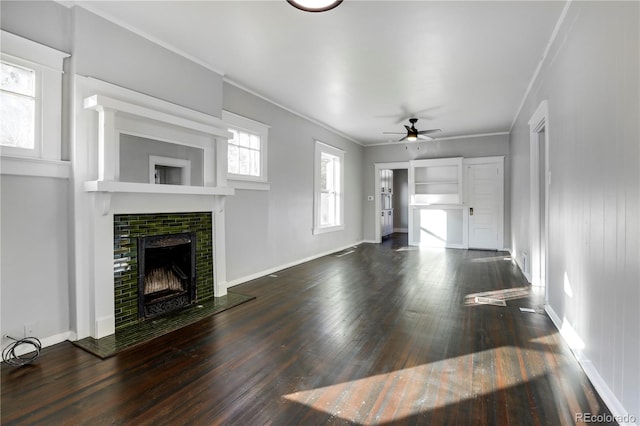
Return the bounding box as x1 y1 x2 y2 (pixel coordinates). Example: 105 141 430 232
84 180 235 196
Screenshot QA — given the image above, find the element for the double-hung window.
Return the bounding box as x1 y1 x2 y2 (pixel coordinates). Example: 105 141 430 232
0 31 68 163
314 141 344 234
1 60 36 151
222 110 270 190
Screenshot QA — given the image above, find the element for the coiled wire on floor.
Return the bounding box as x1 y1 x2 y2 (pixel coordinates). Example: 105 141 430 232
2 336 42 366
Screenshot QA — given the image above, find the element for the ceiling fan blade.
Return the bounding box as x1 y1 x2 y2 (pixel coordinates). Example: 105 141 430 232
404 125 411 132
383 132 405 134
417 129 441 135
392 104 413 124
417 134 434 141
397 136 408 142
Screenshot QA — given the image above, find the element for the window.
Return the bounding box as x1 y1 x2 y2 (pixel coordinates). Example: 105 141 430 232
228 128 260 177
0 30 68 162
1 60 36 150
222 110 270 190
314 141 344 234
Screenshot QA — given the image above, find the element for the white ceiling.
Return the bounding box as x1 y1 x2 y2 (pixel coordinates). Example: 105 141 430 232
76 1 566 145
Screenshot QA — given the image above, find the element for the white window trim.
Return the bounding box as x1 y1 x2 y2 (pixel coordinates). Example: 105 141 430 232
0 31 69 177
1 57 41 156
148 155 191 185
313 140 345 235
221 110 270 191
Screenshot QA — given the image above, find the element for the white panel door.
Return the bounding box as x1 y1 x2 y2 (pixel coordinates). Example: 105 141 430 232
467 163 500 249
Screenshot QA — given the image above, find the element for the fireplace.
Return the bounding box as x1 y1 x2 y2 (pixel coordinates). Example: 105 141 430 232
138 232 196 319
113 212 214 330
77 81 234 340
138 232 197 319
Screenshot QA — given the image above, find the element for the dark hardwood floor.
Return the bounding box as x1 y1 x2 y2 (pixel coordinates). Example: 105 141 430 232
1 234 614 425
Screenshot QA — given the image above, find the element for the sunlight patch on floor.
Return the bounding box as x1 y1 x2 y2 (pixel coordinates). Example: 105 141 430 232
464 286 530 306
395 246 419 252
470 255 513 263
282 346 562 424
472 296 507 307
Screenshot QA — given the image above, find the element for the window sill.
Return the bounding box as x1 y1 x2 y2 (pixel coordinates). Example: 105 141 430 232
228 178 271 191
1 155 70 179
313 224 345 235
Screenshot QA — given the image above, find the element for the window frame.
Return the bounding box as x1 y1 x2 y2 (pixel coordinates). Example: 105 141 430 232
313 140 345 235
0 31 68 162
0 58 41 156
221 110 270 191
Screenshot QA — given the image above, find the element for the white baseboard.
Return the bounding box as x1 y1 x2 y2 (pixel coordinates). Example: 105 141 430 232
545 304 562 329
225 240 366 288
545 305 637 425
510 249 531 283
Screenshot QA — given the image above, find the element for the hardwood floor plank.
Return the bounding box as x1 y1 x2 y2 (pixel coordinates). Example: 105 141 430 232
1 234 615 425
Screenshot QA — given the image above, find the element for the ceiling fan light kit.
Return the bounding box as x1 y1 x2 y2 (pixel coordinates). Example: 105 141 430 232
287 0 343 12
383 118 441 142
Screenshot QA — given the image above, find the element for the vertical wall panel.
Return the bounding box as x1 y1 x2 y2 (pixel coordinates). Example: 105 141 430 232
510 1 639 418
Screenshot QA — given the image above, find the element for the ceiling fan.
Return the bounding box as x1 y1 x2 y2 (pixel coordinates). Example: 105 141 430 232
384 118 441 142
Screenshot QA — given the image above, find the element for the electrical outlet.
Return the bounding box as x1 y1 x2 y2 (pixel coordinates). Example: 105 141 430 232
24 322 38 338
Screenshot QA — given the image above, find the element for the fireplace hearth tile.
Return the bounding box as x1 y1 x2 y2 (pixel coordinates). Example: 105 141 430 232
72 292 255 359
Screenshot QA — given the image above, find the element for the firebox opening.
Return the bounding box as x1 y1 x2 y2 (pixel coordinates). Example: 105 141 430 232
138 232 197 319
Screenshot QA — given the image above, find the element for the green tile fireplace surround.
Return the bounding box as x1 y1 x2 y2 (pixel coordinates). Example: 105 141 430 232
113 212 214 330
73 212 258 359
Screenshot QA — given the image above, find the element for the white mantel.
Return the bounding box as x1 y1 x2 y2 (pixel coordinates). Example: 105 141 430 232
71 76 234 340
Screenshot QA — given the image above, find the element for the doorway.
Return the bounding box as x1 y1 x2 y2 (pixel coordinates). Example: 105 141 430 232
374 162 409 243
529 101 549 300
465 157 504 250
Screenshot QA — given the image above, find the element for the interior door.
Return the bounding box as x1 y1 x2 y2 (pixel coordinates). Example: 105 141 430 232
467 163 500 249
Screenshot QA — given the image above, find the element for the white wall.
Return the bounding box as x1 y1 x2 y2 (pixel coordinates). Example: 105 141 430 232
0 0 71 53
71 6 223 118
0 1 72 348
510 1 639 419
362 134 510 243
223 82 364 283
1 176 70 345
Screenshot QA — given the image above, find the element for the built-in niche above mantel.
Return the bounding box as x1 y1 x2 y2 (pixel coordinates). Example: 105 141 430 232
82 93 234 199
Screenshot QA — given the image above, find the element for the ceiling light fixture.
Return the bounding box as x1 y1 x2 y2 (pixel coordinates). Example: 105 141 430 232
287 0 343 12
406 121 419 141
